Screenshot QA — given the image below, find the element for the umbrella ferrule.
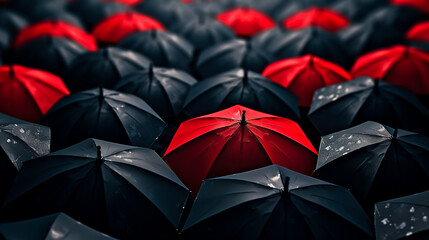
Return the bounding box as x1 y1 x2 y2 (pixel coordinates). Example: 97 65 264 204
240 110 247 125
283 177 290 195
96 146 103 163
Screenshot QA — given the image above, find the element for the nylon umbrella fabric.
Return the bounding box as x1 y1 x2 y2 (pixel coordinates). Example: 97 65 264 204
375 190 429 240
11 36 87 77
181 165 374 240
262 55 351 107
406 21 429 45
6 0 67 17
391 0 429 14
118 30 194 72
164 105 317 195
250 27 286 52
135 0 197 27
329 0 385 22
308 77 429 136
282 7 349 32
64 47 152 92
0 113 50 205
0 213 116 240
92 12 165 45
351 45 429 95
0 8 27 37
314 121 429 213
0 138 191 240
114 66 197 122
181 69 300 121
195 39 275 78
28 8 85 30
12 20 97 51
0 65 69 122
365 5 425 32
40 88 166 150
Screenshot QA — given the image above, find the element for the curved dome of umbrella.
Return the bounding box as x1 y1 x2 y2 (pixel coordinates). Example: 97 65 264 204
407 21 429 44
0 138 191 240
28 7 84 30
282 7 349 32
262 55 351 107
391 0 429 14
351 45 429 95
0 65 69 122
92 12 165 44
135 0 197 27
329 0 385 22
40 88 166 150
0 8 28 36
365 5 425 32
164 105 317 195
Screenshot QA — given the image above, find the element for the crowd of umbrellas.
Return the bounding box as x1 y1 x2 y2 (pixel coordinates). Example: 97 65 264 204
1 0 429 239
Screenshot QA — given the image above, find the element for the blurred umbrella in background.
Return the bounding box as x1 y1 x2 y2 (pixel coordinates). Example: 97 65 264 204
365 5 425 33
135 0 197 27
282 7 349 32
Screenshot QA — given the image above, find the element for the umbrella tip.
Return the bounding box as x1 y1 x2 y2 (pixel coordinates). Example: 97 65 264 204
243 70 248 82
8 65 14 78
96 146 103 162
240 110 247 125
148 63 154 79
392 128 398 140
283 177 290 195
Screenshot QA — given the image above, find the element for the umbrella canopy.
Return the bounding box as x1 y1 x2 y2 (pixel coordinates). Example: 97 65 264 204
28 8 84 30
169 16 235 52
188 1 224 17
262 55 351 107
13 21 97 51
351 45 429 95
118 30 194 72
135 0 197 27
250 27 286 51
195 39 275 78
6 0 67 17
216 7 276 38
67 0 129 30
102 0 140 6
64 47 152 92
391 0 429 14
339 20 405 60
0 65 69 122
314 121 429 212
181 165 374 240
0 8 27 37
0 113 50 205
92 12 165 45
273 1 307 23
0 138 191 239
164 105 317 195
0 213 116 240
329 0 385 22
282 7 349 32
365 5 425 32
181 69 300 121
114 66 197 121
11 36 87 77
308 77 429 136
40 88 166 150
375 190 429 240
407 21 429 44
0 28 10 57
267 27 352 69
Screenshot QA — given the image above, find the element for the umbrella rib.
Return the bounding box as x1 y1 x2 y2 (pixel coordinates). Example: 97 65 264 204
11 78 44 115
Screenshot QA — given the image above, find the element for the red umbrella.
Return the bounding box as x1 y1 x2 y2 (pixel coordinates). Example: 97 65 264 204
13 21 97 51
406 21 429 42
351 45 429 95
391 0 429 14
92 12 165 44
101 0 141 6
283 7 349 32
163 105 317 195
216 7 275 37
0 65 69 122
262 55 351 107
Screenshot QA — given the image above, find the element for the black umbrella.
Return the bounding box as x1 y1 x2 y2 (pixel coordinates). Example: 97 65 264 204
11 36 87 77
267 27 352 69
0 28 10 58
0 113 50 205
67 0 129 30
308 77 429 136
40 88 166 150
169 16 235 52
272 1 307 23
181 69 300 121
7 0 68 17
314 121 429 213
135 0 197 27
0 8 27 37
195 39 276 79
330 0 385 22
114 66 197 122
366 5 425 33
0 213 116 240
181 165 374 240
64 47 152 93
118 30 194 73
250 27 287 51
0 138 191 240
29 8 85 29
339 20 405 60
375 191 429 240
189 1 224 17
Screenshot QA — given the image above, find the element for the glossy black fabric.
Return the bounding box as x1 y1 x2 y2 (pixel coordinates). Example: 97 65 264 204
40 88 166 150
135 0 197 27
330 0 386 22
0 213 116 240
169 16 235 52
119 30 195 73
314 121 429 214
365 5 425 33
114 66 197 121
195 39 275 78
181 69 300 121
29 8 84 29
11 36 86 77
0 139 191 240
64 47 152 92
181 165 374 240
251 27 287 50
308 77 429 136
0 28 10 57
0 8 27 37
6 0 67 17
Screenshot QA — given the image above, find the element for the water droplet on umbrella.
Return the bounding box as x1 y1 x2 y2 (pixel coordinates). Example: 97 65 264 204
6 139 11 143
337 146 344 151
395 222 406 229
381 218 389 225
385 203 390 208
347 135 353 139
357 140 362 144
19 128 25 133
328 135 334 140
318 95 324 100
406 232 413 237
423 216 427 222
410 207 415 213
324 145 332 150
